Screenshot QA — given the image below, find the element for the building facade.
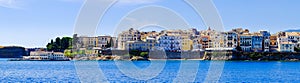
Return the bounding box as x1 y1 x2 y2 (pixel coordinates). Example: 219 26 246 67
73 34 115 50
157 35 182 52
239 33 252 52
270 35 278 52
117 28 141 50
251 33 263 52
223 32 238 48
126 37 156 51
278 42 295 52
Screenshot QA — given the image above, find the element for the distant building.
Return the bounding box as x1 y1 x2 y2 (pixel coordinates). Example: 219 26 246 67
270 35 278 52
200 36 210 49
126 37 156 51
239 33 252 52
210 32 224 48
25 48 46 56
192 35 202 51
181 30 194 51
251 33 263 52
26 51 67 60
115 27 300 53
277 42 294 52
260 30 271 52
285 32 300 48
0 46 25 58
73 34 115 50
117 28 141 50
97 36 116 49
223 32 238 48
157 34 182 51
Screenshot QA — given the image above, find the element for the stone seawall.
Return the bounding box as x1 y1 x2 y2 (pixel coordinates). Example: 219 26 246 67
111 50 204 59
231 52 300 61
148 51 204 59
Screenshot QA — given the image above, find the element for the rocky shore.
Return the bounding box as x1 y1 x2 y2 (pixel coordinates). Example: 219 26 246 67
72 55 149 61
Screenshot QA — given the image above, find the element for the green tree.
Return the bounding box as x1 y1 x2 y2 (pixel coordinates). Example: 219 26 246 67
106 38 113 48
106 41 110 48
46 37 73 52
55 37 61 51
140 52 149 57
64 50 73 58
61 37 72 50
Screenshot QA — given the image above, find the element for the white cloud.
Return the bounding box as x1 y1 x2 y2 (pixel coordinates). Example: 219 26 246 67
117 0 161 5
0 0 21 9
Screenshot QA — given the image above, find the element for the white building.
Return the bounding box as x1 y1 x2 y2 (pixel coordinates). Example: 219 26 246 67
239 33 252 52
210 32 224 48
251 33 263 52
223 32 238 48
192 35 202 51
260 30 271 52
278 32 300 47
26 51 67 60
157 35 182 51
278 42 295 52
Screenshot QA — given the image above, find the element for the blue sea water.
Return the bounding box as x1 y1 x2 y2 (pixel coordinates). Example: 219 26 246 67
0 60 300 82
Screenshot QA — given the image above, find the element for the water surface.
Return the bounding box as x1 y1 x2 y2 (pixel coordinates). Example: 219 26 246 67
0 60 299 82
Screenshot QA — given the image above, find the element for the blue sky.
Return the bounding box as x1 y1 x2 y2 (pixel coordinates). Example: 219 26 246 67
0 0 300 48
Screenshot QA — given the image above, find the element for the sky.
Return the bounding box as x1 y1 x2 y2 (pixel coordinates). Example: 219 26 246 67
1 0 300 48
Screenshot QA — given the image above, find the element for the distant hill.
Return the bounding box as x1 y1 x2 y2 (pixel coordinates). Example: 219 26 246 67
284 29 300 32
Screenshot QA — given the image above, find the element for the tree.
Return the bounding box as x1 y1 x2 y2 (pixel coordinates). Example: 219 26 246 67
110 38 114 48
106 41 110 48
64 50 73 58
55 37 61 51
61 37 72 50
46 37 73 52
140 52 148 57
106 38 113 48
46 43 53 51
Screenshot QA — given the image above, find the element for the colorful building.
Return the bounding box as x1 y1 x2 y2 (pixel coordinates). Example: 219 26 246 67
270 35 278 52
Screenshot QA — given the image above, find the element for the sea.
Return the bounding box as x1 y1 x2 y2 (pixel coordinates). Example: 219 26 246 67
0 58 300 82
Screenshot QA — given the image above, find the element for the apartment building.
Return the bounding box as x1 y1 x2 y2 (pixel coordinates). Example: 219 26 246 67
270 35 278 52
126 37 156 51
278 42 295 52
223 31 238 48
73 34 115 50
239 33 252 52
117 28 141 50
252 33 263 52
157 34 182 51
200 36 210 49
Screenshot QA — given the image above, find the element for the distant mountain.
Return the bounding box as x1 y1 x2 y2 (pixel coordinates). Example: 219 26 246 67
284 29 300 32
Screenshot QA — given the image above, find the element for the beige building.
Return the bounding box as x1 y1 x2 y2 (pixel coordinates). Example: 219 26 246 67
117 28 141 50
126 37 157 51
73 34 115 50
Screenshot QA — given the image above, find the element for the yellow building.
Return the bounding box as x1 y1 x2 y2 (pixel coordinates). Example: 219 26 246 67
182 39 193 51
